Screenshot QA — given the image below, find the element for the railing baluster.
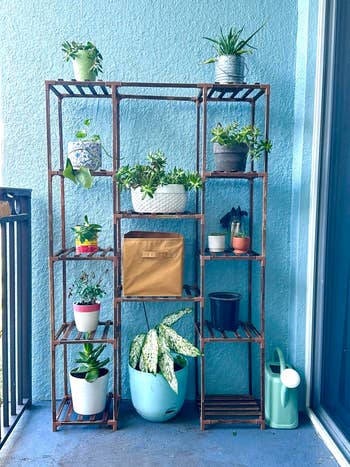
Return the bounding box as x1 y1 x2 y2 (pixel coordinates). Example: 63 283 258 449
0 187 32 448
1 223 9 427
8 223 16 416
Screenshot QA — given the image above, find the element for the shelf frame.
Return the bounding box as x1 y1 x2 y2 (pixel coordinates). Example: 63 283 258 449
46 80 269 432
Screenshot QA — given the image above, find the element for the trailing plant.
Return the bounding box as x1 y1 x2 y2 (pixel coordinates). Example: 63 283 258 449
115 150 203 199
62 41 103 74
63 158 93 189
211 122 272 160
71 215 101 243
203 24 265 64
63 119 110 189
68 270 107 305
129 307 201 393
72 342 109 382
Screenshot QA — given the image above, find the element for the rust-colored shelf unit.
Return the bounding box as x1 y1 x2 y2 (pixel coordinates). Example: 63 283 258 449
46 79 269 431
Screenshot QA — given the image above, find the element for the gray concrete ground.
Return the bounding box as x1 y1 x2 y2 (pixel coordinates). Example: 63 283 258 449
0 401 337 467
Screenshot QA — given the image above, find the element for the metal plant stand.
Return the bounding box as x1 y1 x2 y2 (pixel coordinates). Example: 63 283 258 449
46 80 269 431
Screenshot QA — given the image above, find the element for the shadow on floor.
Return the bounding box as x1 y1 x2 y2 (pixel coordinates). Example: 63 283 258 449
0 401 337 467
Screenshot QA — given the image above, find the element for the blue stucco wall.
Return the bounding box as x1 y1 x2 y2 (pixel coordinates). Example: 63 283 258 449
0 0 316 402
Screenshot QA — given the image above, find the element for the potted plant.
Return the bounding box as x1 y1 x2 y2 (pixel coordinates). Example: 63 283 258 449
207 232 226 252
72 215 101 254
128 307 201 422
211 121 272 172
62 41 103 81
69 342 110 415
203 24 264 83
63 119 111 189
232 230 251 255
69 270 107 332
115 150 203 213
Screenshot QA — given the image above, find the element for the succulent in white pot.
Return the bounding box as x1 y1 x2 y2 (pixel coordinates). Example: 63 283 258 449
128 307 201 422
115 150 202 213
70 342 110 415
68 269 107 332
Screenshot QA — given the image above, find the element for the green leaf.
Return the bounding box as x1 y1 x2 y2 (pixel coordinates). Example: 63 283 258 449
85 368 99 382
76 167 93 189
139 329 158 374
129 333 146 368
159 324 201 357
158 347 178 393
160 307 192 327
62 158 77 184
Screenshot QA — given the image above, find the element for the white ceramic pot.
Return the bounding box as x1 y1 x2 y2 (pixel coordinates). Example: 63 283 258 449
131 184 187 213
69 368 108 415
73 302 100 332
68 141 102 170
208 234 226 252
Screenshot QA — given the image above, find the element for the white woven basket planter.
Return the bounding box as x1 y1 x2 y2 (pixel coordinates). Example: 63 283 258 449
131 184 187 213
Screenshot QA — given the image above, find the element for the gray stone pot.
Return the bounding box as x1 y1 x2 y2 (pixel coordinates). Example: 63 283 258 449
213 142 248 172
215 55 245 84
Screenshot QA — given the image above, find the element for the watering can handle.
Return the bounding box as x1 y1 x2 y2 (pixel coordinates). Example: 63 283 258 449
274 347 286 373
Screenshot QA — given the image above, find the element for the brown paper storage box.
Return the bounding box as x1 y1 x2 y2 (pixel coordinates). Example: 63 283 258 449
122 231 184 296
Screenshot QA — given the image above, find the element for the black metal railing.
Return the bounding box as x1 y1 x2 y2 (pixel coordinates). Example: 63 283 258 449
0 187 32 448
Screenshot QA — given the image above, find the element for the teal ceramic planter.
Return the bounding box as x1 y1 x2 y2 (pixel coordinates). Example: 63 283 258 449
128 360 188 422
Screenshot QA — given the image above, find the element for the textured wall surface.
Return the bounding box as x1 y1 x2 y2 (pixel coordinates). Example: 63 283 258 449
0 0 315 402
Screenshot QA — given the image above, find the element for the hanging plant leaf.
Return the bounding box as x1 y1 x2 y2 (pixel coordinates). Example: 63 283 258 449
76 167 93 189
158 347 178 394
159 324 201 357
139 329 158 374
160 307 192 327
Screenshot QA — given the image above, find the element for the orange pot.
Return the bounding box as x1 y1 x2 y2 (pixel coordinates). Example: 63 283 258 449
232 236 250 255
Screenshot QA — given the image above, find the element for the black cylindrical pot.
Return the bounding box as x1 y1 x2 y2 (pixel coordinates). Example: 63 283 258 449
209 292 241 331
213 143 248 172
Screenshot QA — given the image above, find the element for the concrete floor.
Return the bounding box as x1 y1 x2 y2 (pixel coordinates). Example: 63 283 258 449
0 401 337 467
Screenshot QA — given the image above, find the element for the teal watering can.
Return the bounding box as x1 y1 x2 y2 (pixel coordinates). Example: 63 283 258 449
265 347 301 429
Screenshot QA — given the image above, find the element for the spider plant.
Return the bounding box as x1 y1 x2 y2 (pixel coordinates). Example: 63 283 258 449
203 24 264 64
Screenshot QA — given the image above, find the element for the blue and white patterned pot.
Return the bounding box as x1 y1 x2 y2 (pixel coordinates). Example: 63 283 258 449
67 141 102 171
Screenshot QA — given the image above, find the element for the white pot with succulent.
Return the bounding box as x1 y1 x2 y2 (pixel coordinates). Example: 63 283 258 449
115 150 202 213
128 307 201 422
69 342 109 415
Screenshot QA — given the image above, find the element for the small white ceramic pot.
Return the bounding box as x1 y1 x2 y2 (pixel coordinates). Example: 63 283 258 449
208 234 226 252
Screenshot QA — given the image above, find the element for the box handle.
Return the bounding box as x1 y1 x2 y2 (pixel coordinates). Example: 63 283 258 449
142 250 174 259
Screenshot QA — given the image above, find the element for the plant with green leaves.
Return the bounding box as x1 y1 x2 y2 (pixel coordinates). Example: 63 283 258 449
72 342 109 382
129 307 201 393
72 215 101 243
115 150 203 199
203 24 264 64
63 119 110 189
62 41 103 75
211 122 272 160
68 270 107 305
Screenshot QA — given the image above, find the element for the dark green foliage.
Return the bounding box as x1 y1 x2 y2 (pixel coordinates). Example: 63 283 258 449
115 150 203 198
72 342 109 382
68 270 107 304
71 215 102 243
62 41 103 74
